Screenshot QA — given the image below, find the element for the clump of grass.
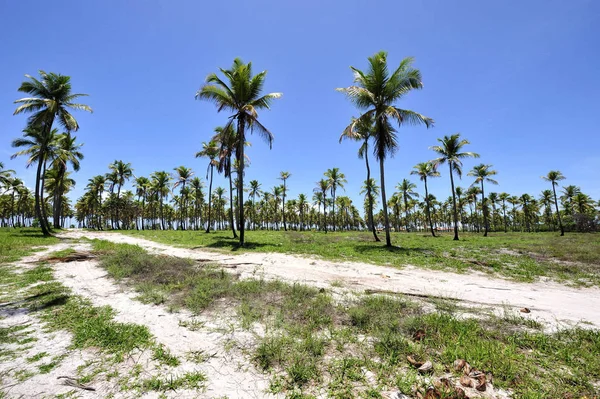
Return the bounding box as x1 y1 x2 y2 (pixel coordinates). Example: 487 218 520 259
140 371 206 392
0 228 60 264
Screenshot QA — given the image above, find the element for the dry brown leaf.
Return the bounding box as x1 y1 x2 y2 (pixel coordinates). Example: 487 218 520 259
453 359 466 371
424 387 441 399
407 355 423 368
459 375 473 387
520 307 531 313
418 361 433 374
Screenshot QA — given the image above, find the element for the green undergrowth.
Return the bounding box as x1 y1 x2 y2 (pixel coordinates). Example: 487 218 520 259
92 240 600 398
118 230 600 286
0 228 60 264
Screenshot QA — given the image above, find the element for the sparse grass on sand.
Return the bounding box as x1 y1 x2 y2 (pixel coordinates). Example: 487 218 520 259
0 228 60 263
92 240 600 398
119 229 600 286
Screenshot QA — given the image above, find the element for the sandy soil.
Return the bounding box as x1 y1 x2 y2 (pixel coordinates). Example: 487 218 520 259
59 230 600 329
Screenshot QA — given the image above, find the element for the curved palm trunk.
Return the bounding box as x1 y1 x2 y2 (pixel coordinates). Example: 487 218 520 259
228 171 237 238
424 178 435 237
552 184 564 236
449 163 459 241
365 149 380 241
481 181 488 237
379 155 392 247
206 165 214 233
237 117 246 246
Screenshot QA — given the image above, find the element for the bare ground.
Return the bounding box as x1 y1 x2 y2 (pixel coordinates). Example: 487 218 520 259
59 230 600 329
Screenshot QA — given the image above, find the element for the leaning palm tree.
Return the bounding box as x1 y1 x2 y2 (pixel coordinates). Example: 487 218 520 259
279 171 291 231
337 52 433 246
411 162 440 237
542 170 566 236
340 115 379 241
13 71 92 235
196 141 219 233
196 58 282 246
325 168 347 232
50 132 83 228
11 127 59 234
468 164 498 237
431 134 480 240
397 179 419 233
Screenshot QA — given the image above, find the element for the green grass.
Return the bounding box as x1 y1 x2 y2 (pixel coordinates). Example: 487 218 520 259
0 228 59 264
92 240 600 398
118 230 600 285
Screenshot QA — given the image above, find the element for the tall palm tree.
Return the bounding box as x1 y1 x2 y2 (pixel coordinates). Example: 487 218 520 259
297 193 308 231
340 115 379 241
397 179 419 233
360 178 380 231
87 175 106 229
279 171 291 231
108 160 133 229
173 166 194 230
196 58 282 246
11 127 59 234
248 180 262 230
13 71 92 235
50 132 83 228
0 162 15 190
150 171 171 230
134 176 150 230
45 168 75 227
337 52 433 246
189 177 205 230
411 162 440 237
468 164 498 237
314 179 329 232
498 192 510 233
7 177 24 227
542 171 566 236
325 168 347 232
431 134 480 240
196 141 219 233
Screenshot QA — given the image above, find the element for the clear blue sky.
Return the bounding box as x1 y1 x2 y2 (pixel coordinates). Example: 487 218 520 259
1 0 599 207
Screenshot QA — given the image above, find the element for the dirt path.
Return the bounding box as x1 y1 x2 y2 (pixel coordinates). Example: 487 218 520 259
59 230 600 330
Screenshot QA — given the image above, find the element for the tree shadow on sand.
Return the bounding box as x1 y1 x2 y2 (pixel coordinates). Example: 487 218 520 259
353 243 430 256
206 239 272 252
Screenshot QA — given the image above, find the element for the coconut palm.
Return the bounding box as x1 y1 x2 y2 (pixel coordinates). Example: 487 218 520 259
542 171 566 236
196 141 219 233
196 58 282 245
396 179 419 233
50 132 83 228
44 168 76 227
431 134 480 240
173 166 194 230
337 51 433 246
134 176 150 230
340 115 379 241
498 192 510 233
108 160 133 229
468 164 498 237
411 162 440 237
189 177 205 230
6 177 24 227
279 171 291 231
314 179 329 232
150 171 171 230
360 178 380 231
13 71 92 235
11 126 60 234
248 180 262 230
0 162 15 190
297 193 308 231
324 168 347 232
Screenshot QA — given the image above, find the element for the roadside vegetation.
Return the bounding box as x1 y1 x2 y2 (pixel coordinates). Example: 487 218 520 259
90 240 600 398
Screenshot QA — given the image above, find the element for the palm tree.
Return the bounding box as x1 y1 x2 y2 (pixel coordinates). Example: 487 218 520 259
196 58 282 246
324 168 347 232
468 164 498 237
7 177 24 227
134 176 150 230
498 192 510 233
411 162 440 237
397 179 419 233
150 171 171 230
196 141 219 233
50 132 83 228
340 115 379 241
279 171 291 231
337 52 433 246
314 179 329 232
297 193 308 231
0 162 15 190
11 126 59 234
13 71 92 235
248 180 262 230
108 160 133 229
360 178 380 231
431 134 480 240
87 175 106 229
561 185 580 216
173 166 194 230
542 171 566 236
45 168 75 227
189 177 205 230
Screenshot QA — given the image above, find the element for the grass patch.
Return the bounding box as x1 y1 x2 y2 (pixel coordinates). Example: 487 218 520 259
118 230 600 286
0 228 60 263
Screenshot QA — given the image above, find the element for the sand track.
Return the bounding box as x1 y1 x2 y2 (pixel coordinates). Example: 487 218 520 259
59 230 600 329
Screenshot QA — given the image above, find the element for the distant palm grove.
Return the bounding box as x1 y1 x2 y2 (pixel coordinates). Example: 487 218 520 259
3 54 599 245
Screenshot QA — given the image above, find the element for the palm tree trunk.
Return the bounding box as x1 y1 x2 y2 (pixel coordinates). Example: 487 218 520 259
449 163 459 241
206 165 213 233
40 158 51 234
481 181 488 237
237 117 246 246
379 155 391 247
552 184 564 236
365 152 380 242
502 202 507 233
282 181 287 231
424 178 435 237
228 171 238 238
403 195 410 233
